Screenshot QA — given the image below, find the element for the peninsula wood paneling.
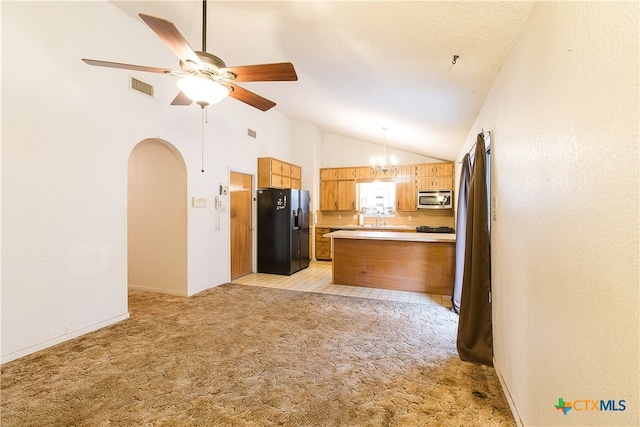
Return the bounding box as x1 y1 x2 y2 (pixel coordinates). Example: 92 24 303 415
332 238 455 295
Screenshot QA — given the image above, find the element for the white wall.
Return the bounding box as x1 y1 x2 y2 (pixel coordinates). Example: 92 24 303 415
321 132 440 168
291 120 321 208
1 1 294 362
456 2 639 426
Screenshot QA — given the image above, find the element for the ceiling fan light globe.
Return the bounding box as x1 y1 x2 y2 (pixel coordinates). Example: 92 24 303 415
177 75 230 106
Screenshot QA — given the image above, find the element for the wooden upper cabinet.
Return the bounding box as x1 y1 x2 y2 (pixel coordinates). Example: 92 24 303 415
291 165 301 180
337 180 356 210
320 167 357 180
355 166 374 180
257 157 302 189
319 167 357 211
319 180 339 210
320 168 339 180
318 162 453 211
290 164 301 189
396 177 417 211
417 176 453 190
415 162 454 190
338 168 357 180
271 158 283 175
417 162 453 177
396 164 417 179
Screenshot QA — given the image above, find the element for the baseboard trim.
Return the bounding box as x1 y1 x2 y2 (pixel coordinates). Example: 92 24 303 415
494 357 525 427
1 312 130 365
128 284 186 297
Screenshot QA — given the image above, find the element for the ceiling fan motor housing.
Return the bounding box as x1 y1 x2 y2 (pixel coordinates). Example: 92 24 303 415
181 51 236 81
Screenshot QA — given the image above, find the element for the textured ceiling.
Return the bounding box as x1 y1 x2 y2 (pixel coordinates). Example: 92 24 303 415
111 1 534 160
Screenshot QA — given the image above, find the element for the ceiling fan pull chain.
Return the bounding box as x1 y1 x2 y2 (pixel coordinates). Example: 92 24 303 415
201 107 205 173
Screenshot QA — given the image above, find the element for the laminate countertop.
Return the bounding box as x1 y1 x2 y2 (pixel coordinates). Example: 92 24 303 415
315 225 417 232
324 230 456 243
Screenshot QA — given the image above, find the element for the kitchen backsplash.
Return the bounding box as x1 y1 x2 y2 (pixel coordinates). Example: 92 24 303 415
315 210 455 228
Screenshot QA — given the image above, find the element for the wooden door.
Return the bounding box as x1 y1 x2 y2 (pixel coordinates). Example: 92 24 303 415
230 172 253 279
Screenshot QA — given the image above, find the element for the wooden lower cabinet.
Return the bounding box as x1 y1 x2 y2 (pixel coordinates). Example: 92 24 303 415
315 227 332 260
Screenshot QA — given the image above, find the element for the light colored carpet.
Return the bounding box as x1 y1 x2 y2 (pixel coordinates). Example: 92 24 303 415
1 283 515 426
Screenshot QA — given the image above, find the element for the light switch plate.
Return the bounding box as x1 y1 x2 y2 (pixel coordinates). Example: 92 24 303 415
192 197 207 208
491 197 497 221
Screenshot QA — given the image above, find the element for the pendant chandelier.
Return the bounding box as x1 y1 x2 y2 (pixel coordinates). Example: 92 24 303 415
371 127 398 174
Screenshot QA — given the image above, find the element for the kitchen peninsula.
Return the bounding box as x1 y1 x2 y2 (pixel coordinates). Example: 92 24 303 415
325 230 456 295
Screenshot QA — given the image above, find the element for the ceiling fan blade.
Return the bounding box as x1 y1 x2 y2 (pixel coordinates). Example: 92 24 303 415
82 58 173 74
227 84 276 111
224 62 298 82
139 13 203 69
171 91 193 106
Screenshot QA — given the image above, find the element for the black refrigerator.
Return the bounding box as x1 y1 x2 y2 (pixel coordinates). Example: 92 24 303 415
257 188 310 275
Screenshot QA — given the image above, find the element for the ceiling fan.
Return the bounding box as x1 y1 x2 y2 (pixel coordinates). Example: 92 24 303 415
82 0 297 111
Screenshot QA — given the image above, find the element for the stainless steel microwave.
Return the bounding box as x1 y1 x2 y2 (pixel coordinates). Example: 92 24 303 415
417 190 453 209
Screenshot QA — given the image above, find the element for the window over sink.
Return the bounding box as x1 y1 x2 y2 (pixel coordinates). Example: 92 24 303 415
357 181 396 216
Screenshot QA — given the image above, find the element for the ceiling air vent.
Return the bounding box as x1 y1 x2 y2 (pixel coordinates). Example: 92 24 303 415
130 77 154 97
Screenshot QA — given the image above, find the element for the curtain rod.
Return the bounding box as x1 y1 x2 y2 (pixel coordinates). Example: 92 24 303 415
459 129 491 163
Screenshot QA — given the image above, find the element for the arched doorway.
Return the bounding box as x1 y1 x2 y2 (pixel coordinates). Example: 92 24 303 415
128 139 188 296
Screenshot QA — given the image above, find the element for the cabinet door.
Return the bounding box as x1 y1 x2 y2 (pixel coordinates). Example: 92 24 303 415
417 176 453 190
417 177 434 190
270 174 283 189
397 164 416 179
338 168 356 180
257 157 272 188
291 165 301 180
320 181 339 210
290 165 301 189
320 168 339 180
396 178 417 211
270 158 283 175
280 176 291 189
355 166 372 180
436 163 453 177
417 162 453 177
337 180 356 210
315 228 332 260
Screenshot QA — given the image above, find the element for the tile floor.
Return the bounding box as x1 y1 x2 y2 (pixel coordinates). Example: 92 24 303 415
232 261 453 308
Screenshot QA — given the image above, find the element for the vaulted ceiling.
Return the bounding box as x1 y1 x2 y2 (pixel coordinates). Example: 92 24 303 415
111 1 534 160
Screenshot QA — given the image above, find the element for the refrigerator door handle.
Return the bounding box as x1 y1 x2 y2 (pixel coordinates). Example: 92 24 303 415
292 208 300 230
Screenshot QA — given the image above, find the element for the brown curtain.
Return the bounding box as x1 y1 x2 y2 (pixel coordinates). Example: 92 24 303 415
456 134 493 366
452 154 471 314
